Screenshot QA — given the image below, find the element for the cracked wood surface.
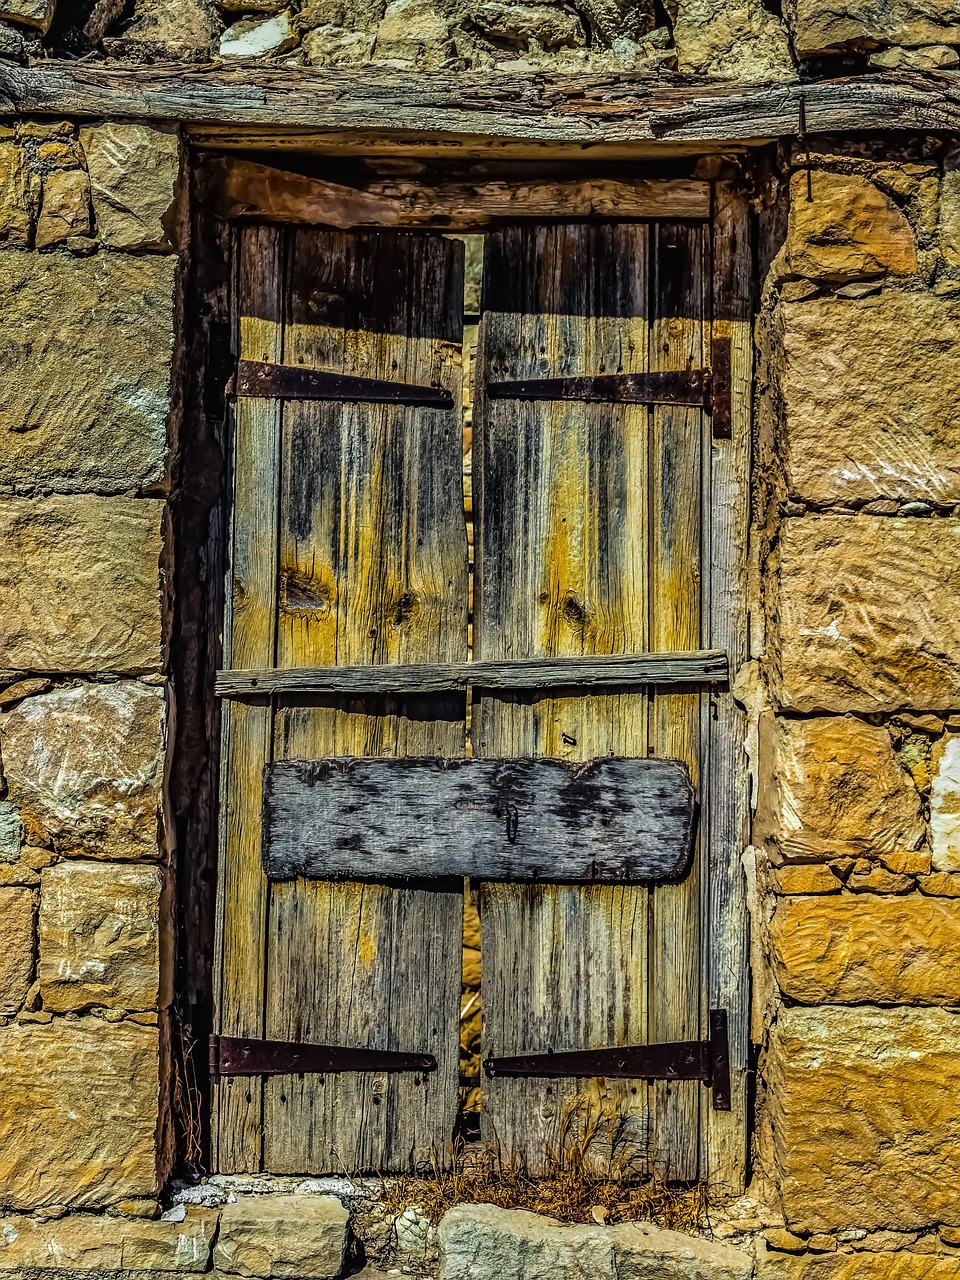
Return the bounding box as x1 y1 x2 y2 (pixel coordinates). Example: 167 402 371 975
2 65 960 154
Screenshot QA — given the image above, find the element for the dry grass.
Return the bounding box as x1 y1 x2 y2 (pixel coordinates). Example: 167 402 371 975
378 1153 711 1231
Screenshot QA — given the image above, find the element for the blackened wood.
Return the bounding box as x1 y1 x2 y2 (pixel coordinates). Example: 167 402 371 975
262 755 694 883
5 64 960 150
211 1035 436 1076
233 359 453 407
215 649 728 697
487 371 710 406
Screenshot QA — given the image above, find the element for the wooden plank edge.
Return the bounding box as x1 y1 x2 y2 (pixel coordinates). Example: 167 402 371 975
215 649 729 696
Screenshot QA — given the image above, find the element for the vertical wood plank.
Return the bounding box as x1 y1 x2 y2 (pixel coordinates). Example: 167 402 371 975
705 184 752 1193
213 224 285 1172
262 229 468 1173
648 222 707 1181
475 224 652 1176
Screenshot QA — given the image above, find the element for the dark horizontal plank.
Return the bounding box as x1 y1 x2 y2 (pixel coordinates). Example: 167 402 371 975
263 755 694 883
1 65 960 155
216 650 728 697
233 359 453 407
486 371 710 406
197 156 712 225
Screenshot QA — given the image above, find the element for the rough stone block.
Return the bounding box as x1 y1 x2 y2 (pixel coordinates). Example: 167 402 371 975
770 895 960 1004
674 0 795 81
778 291 960 504
941 169 960 268
0 888 33 1016
437 1204 753 1280
104 0 223 59
765 1005 960 1232
773 516 960 713
0 141 36 243
0 1018 162 1208
755 714 924 860
932 734 960 870
213 1194 349 1279
0 252 175 492
0 497 164 673
759 1248 960 1279
0 0 53 30
0 1206 217 1271
35 168 92 248
787 0 960 57
0 800 22 862
80 123 181 251
1 681 165 861
785 171 916 283
39 861 162 1012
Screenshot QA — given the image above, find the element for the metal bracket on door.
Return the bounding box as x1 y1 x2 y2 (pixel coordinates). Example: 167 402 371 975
209 1035 437 1078
483 1008 731 1111
226 359 454 408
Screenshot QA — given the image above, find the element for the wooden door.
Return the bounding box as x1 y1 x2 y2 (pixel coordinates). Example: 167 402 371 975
213 195 750 1185
475 222 707 1178
213 226 468 1173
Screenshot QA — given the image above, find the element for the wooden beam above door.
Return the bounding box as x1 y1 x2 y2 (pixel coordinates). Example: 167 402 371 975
2 64 959 157
198 156 711 228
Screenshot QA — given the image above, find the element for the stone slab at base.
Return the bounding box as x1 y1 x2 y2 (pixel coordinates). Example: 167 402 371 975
437 1203 753 1280
213 1194 349 1279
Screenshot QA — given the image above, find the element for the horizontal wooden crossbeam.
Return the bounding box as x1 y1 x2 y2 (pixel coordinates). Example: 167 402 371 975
1 65 959 155
262 755 695 883
215 650 728 698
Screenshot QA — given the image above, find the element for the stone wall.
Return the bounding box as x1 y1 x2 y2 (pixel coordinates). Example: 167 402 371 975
0 117 182 1212
4 0 960 80
750 140 960 1277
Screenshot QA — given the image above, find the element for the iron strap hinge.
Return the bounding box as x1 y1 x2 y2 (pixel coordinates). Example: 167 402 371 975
227 359 455 409
483 1008 731 1111
209 1035 437 1078
485 370 712 408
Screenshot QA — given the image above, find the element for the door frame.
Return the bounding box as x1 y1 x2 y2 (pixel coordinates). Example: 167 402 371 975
179 160 753 1192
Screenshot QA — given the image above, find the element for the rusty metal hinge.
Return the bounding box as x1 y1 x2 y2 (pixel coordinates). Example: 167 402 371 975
227 359 454 409
486 370 711 407
483 1008 731 1111
209 1035 437 1078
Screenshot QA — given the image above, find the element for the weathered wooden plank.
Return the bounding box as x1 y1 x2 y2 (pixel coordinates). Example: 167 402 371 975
261 229 467 1175
647 221 707 1181
703 183 752 1193
263 756 694 883
212 224 284 1173
3 64 960 151
198 155 711 224
475 223 653 1176
215 649 728 697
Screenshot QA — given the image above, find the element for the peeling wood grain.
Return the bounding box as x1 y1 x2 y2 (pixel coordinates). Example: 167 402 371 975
263 756 695 883
2 65 960 154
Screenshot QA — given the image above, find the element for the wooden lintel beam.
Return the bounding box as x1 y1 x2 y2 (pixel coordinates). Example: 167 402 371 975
215 650 729 697
197 155 711 228
1 64 959 151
